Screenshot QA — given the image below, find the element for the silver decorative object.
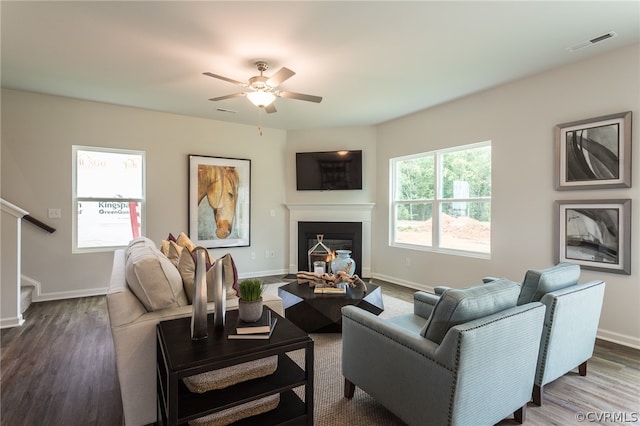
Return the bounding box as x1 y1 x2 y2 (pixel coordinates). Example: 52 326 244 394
191 247 208 340
212 257 226 329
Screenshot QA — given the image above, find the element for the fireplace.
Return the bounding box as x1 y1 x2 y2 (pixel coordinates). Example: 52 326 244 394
286 203 374 278
298 222 362 276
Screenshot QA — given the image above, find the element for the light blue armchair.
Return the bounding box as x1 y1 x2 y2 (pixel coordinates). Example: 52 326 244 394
465 263 605 405
342 279 546 426
513 264 606 405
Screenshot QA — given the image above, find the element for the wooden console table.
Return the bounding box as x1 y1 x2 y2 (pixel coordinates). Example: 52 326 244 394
156 307 314 425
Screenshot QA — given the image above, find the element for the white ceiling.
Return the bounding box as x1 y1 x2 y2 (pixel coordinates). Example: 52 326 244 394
2 1 639 131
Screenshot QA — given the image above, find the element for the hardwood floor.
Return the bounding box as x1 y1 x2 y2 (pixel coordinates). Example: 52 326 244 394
1 297 123 426
1 277 638 426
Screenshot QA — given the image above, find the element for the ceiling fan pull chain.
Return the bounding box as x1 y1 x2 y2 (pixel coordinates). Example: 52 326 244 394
258 107 264 136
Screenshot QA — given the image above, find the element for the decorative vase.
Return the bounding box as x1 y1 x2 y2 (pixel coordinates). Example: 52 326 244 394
331 250 356 276
238 298 263 323
212 257 226 330
191 248 208 340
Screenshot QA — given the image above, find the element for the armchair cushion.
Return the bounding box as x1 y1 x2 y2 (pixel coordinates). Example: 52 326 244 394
518 262 579 305
124 237 188 312
420 278 520 344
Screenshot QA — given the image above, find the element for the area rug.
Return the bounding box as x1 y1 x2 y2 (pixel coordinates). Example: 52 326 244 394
264 282 411 425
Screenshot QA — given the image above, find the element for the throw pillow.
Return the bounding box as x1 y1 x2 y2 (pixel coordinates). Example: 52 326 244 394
125 237 189 311
178 249 239 303
421 278 520 344
206 253 240 299
160 233 178 255
176 232 197 252
517 262 580 305
165 241 183 267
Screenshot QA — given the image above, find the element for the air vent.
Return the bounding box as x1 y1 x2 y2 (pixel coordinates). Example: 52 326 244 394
566 31 618 52
216 108 237 113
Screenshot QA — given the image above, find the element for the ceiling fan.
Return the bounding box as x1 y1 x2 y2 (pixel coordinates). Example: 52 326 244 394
204 61 322 113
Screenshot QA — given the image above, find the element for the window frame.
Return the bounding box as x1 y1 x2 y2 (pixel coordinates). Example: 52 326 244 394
390 141 491 258
72 145 146 253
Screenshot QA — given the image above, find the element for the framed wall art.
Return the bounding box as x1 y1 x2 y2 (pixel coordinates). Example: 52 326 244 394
555 111 631 190
555 199 631 275
189 155 250 248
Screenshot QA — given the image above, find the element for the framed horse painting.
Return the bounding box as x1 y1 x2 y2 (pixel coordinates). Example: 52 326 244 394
189 155 251 248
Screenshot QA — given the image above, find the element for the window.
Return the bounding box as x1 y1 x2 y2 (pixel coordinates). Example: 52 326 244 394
73 146 145 253
390 141 491 256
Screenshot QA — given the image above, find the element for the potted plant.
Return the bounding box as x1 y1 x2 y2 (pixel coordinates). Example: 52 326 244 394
238 279 264 322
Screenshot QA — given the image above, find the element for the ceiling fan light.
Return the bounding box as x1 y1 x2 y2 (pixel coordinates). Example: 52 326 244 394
246 91 276 108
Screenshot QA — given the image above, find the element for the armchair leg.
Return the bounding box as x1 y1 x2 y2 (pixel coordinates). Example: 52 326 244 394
579 361 587 376
344 378 355 398
514 404 526 424
532 384 543 406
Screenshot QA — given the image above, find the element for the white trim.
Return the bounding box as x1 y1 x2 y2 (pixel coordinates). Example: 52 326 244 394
0 315 25 329
285 203 375 276
237 268 288 280
371 272 435 294
34 287 109 302
21 274 41 297
1 199 29 218
597 328 640 350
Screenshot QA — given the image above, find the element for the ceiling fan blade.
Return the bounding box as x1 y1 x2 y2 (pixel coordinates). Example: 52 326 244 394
278 91 323 103
265 103 277 114
266 67 295 87
203 72 247 87
208 93 245 102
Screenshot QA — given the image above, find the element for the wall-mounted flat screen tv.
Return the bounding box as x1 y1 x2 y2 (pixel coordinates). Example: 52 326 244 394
296 150 363 190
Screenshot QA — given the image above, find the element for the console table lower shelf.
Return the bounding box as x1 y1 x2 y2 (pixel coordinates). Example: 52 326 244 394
156 308 314 426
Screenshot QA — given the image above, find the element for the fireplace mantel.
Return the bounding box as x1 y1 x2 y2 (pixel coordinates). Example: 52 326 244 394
285 203 375 276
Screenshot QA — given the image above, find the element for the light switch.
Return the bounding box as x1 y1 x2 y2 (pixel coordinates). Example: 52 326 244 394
48 208 62 219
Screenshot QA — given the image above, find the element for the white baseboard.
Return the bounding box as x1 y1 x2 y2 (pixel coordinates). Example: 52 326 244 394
21 274 41 294
22 274 107 301
597 329 640 350
0 315 25 329
371 272 435 293
238 268 288 280
34 287 109 302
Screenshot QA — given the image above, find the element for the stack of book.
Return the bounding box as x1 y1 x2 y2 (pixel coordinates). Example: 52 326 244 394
227 310 278 340
313 286 346 294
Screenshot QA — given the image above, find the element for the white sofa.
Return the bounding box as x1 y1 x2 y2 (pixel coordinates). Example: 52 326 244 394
107 245 284 426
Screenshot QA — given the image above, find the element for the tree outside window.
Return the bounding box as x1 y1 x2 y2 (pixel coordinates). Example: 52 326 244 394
390 142 491 256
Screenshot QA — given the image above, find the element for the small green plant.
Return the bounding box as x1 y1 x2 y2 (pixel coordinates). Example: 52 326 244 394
239 279 264 301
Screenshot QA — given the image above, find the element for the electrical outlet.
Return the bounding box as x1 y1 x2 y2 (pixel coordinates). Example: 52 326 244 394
250 252 256 260
270 209 276 217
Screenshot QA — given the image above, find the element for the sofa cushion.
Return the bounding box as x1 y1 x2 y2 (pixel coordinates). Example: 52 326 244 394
421 279 520 344
178 249 239 303
125 237 189 311
517 263 579 305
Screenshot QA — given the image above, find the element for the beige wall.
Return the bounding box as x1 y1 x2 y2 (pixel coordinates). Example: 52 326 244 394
2 44 638 347
373 44 639 348
1 90 288 298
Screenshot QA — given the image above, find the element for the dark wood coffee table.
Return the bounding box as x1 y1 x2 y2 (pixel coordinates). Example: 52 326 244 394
278 282 383 333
